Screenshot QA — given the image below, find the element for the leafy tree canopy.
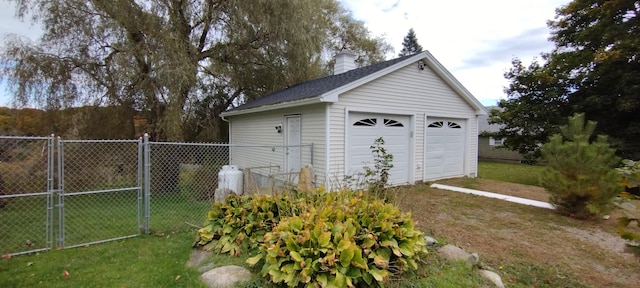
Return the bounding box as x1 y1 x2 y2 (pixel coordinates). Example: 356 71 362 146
0 0 392 141
491 0 640 159
398 28 423 56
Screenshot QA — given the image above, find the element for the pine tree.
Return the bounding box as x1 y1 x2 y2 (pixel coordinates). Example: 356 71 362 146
540 113 622 219
398 28 423 56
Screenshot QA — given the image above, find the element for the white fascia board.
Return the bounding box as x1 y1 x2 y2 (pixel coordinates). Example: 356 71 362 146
220 97 324 117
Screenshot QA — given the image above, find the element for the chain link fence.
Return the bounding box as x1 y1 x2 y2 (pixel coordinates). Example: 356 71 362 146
58 139 142 249
144 140 313 233
0 136 54 256
1 135 313 256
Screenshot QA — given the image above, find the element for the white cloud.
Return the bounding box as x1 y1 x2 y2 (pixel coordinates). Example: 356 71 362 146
0 0 571 107
342 0 571 105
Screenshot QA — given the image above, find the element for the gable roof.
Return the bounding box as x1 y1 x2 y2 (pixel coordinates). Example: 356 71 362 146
221 51 487 117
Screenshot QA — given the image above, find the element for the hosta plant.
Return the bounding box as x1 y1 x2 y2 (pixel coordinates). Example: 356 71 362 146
193 193 300 256
246 190 427 287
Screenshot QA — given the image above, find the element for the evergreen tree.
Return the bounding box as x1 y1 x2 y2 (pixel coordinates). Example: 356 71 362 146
399 28 423 56
540 113 622 219
494 0 640 159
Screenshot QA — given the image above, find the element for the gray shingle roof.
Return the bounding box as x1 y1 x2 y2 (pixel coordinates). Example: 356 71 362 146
478 106 501 133
230 54 415 111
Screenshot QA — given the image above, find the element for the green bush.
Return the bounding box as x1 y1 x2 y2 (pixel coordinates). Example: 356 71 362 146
194 190 427 287
194 193 298 256
247 190 426 287
540 113 622 219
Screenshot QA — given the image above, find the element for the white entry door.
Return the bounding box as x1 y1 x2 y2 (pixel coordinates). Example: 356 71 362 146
284 115 301 174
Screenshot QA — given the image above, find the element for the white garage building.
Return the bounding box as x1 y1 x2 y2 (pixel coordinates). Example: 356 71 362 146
220 51 487 188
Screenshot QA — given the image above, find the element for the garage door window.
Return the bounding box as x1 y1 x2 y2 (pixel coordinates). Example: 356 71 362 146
354 118 377 126
427 121 443 128
384 119 404 127
448 122 462 128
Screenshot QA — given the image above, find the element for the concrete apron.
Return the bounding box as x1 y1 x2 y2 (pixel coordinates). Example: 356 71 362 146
430 183 555 210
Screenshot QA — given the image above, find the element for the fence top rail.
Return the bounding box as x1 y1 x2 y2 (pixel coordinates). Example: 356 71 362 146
148 142 313 148
0 135 53 140
60 139 141 143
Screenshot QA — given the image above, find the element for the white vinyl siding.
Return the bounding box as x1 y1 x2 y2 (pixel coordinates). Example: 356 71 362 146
329 63 478 183
228 104 326 185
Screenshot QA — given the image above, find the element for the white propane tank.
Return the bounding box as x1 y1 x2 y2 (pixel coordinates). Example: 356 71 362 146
217 165 243 194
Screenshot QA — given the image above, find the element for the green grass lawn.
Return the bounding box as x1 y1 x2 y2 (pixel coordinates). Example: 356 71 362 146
0 232 209 288
477 161 545 186
0 161 553 287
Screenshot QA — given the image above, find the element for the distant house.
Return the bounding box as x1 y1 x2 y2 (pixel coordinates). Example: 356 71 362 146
221 51 488 188
478 106 524 163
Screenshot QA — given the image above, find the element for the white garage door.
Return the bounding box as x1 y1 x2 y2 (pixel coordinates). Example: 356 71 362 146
348 112 411 185
425 118 465 180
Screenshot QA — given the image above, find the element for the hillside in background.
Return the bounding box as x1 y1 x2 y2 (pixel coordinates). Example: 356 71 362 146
0 106 147 139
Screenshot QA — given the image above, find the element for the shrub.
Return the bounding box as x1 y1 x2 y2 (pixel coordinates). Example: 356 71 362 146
193 193 298 256
194 189 428 287
246 190 427 287
364 137 393 195
540 113 622 219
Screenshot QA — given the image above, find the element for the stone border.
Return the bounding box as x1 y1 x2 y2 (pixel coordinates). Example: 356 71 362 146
426 236 505 288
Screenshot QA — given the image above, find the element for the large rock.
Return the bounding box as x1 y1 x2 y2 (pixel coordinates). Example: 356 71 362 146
438 244 478 268
478 269 505 288
424 236 438 246
200 265 252 288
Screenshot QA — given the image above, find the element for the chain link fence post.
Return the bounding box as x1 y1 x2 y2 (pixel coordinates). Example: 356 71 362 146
56 136 65 249
143 133 151 234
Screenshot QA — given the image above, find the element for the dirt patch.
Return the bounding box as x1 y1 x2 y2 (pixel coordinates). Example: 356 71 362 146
397 180 640 288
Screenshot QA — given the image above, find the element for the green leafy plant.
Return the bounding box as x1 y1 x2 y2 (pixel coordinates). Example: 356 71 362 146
246 190 427 287
364 137 394 195
193 194 299 256
539 113 622 219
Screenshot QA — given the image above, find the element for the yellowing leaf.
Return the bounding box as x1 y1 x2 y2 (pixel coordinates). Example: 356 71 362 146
373 255 389 269
339 246 355 265
337 239 352 251
290 251 304 262
319 232 331 248
399 242 414 256
246 254 263 266
316 273 328 287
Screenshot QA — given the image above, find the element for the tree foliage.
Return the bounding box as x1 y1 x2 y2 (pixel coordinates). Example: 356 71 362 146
1 0 391 141
492 0 640 159
540 113 622 219
489 58 571 161
398 28 423 57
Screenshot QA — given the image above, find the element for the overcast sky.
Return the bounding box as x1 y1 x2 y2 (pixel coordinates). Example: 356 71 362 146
341 0 571 106
0 0 570 107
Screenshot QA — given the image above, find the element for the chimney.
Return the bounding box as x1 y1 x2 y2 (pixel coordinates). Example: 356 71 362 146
333 51 357 74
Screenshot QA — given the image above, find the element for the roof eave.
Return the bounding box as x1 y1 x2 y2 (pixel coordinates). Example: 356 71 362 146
220 96 332 117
